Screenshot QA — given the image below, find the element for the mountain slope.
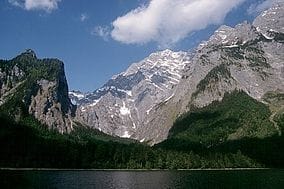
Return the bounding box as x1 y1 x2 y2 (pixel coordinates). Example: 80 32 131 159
158 91 277 149
141 3 284 144
73 49 191 141
70 3 284 145
156 91 284 167
0 4 284 170
0 49 75 133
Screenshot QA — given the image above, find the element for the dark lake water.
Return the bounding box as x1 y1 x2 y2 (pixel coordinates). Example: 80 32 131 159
1 169 283 189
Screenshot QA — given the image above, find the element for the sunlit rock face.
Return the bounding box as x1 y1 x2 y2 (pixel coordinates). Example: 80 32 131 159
73 49 191 143
71 3 284 145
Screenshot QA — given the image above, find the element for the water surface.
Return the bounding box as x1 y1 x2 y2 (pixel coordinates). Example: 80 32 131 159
1 169 283 189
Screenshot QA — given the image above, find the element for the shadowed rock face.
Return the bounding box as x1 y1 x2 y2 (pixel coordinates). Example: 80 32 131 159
253 3 284 39
0 50 75 133
70 3 284 145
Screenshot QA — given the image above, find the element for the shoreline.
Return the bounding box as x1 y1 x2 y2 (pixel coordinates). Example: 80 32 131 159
0 167 274 171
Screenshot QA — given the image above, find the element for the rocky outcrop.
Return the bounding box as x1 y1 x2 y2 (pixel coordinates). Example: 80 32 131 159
4 4 280 144
147 3 284 144
71 3 284 145
72 50 191 140
0 49 75 133
0 64 25 106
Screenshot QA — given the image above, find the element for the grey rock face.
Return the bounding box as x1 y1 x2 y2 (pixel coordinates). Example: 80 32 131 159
0 65 25 105
0 50 75 133
72 3 284 145
253 2 284 40
28 59 75 133
69 90 86 105
74 49 191 141
28 78 74 133
147 3 284 144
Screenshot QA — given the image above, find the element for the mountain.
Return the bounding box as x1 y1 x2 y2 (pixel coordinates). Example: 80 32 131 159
156 90 284 168
69 90 86 105
71 3 284 145
153 3 284 144
72 49 191 141
1 3 284 169
0 49 75 133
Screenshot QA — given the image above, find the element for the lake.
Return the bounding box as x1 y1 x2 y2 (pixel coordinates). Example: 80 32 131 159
1 169 283 189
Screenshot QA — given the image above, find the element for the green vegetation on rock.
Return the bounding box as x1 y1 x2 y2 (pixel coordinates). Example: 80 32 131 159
165 91 276 147
1 91 283 169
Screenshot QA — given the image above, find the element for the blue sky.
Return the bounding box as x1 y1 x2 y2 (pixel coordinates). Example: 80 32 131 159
0 0 280 92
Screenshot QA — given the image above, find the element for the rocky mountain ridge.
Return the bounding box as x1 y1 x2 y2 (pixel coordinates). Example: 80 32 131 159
0 3 283 146
72 49 191 140
0 49 75 133
146 2 284 144
71 3 284 145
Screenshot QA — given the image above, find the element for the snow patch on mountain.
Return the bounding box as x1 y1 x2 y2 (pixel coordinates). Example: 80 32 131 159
120 102 131 116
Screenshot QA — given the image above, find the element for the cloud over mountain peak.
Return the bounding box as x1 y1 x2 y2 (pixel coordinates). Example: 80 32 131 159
111 0 245 46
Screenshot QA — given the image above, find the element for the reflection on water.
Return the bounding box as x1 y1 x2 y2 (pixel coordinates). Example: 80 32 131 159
1 169 284 189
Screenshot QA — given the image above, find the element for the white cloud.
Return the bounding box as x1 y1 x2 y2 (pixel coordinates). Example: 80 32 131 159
8 0 21 7
91 26 110 41
248 0 284 15
8 0 61 12
80 13 89 22
111 0 245 46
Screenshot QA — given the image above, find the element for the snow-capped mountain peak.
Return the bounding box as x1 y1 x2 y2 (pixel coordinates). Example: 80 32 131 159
69 91 86 105
72 48 191 141
70 3 284 145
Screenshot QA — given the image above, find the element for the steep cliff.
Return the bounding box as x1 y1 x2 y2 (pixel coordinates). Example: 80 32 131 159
0 50 75 133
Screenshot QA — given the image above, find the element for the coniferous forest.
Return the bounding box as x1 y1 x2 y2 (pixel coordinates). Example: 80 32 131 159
1 91 283 169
